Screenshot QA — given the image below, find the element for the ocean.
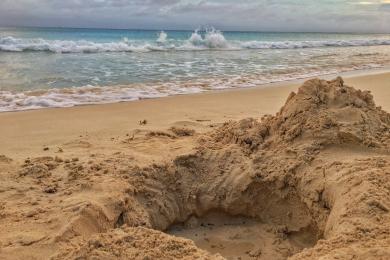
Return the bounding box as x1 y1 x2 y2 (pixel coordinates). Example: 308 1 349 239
1 26 390 112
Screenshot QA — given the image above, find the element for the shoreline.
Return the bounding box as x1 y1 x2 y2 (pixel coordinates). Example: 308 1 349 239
1 66 390 114
0 71 389 159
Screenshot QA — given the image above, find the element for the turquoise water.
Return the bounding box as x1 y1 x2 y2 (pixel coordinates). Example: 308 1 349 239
1 26 390 111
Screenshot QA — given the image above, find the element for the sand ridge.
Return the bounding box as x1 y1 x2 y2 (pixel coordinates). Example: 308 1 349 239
0 77 390 259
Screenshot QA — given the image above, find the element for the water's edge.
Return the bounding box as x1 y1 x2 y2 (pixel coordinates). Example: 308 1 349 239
2 66 389 114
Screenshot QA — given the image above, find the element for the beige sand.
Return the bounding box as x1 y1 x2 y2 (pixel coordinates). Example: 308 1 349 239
0 72 389 159
0 72 389 259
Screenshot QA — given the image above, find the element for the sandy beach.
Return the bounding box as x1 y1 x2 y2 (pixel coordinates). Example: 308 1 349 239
0 72 390 259
1 71 389 159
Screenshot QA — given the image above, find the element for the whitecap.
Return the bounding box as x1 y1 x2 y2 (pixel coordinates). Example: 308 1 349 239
2 34 390 53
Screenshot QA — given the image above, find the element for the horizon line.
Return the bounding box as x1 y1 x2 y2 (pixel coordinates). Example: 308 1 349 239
0 25 389 35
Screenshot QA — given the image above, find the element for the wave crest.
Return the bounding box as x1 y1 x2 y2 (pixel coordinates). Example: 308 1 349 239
2 29 390 53
188 28 229 48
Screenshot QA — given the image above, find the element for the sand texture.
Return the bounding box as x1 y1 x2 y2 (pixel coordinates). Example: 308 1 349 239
1 76 390 259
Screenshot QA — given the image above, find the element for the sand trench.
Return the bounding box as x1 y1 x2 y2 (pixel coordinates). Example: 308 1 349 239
1 77 390 259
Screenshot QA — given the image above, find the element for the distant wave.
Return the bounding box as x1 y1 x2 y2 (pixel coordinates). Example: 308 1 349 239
156 31 168 44
2 30 390 53
0 36 144 53
239 39 390 49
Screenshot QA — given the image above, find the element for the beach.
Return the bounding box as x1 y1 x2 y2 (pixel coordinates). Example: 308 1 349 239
0 70 390 159
0 71 389 158
0 71 390 259
1 0 390 257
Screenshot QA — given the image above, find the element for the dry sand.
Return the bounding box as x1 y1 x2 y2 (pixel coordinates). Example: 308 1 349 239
0 72 389 259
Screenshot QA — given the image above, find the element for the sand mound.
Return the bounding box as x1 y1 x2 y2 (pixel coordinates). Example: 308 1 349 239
1 77 389 259
212 77 389 150
52 227 223 260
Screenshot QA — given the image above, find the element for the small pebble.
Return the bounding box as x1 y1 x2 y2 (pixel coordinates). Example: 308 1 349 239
25 209 38 218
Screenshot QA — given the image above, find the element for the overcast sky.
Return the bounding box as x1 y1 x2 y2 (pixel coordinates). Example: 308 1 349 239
0 0 389 33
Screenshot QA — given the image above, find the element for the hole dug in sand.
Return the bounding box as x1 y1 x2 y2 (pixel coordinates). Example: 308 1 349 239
160 169 323 260
167 206 319 260
116 150 326 259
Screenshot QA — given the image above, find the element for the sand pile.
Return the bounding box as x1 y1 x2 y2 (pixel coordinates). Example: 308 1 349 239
1 77 389 259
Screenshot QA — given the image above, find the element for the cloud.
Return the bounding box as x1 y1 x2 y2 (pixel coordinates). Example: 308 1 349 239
380 3 390 10
0 0 389 32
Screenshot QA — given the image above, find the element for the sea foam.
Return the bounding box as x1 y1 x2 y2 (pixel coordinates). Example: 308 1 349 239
2 30 390 53
0 62 384 112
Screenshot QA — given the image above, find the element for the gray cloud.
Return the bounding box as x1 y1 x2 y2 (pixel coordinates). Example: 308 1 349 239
379 3 390 11
0 0 389 32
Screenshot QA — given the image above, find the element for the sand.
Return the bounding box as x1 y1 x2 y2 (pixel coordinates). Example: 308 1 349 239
0 72 389 259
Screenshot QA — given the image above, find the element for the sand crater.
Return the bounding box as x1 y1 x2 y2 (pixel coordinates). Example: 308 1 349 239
167 211 318 260
164 181 322 260
116 160 326 259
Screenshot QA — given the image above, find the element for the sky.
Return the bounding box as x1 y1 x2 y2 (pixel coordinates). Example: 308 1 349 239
0 0 389 33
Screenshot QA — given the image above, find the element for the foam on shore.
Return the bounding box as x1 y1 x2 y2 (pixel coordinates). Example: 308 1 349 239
2 65 387 112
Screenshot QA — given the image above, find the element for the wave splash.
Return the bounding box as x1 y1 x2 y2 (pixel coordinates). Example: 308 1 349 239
187 27 229 49
2 27 390 53
156 31 168 44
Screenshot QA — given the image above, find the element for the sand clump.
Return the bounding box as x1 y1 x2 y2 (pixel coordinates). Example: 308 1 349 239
52 227 223 260
0 77 389 259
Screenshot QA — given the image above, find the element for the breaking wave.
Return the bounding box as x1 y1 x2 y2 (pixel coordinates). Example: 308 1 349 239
156 31 168 44
2 29 390 53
